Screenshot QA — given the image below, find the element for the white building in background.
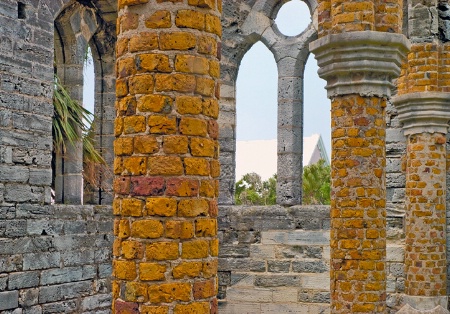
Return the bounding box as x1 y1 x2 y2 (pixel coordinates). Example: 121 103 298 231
302 134 330 166
235 134 329 181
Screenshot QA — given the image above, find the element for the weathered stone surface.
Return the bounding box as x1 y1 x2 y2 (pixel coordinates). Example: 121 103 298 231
8 271 40 289
0 290 19 310
261 230 329 246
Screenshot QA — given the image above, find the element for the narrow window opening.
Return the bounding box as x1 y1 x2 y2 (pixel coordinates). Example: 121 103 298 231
18 2 26 19
82 46 100 205
302 55 331 205
303 55 330 165
235 42 277 205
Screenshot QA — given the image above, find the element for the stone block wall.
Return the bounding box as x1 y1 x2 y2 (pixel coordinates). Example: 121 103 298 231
217 205 407 314
218 205 330 313
0 205 113 314
0 0 55 208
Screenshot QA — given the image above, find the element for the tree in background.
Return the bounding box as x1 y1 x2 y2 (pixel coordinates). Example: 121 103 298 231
235 173 276 205
235 159 330 205
302 159 330 205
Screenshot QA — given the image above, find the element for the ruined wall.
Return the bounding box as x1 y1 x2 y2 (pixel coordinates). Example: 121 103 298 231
218 205 330 313
0 205 113 313
1 0 450 313
217 205 406 314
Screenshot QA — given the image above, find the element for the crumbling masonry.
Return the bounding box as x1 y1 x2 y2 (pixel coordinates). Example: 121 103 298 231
1 0 450 313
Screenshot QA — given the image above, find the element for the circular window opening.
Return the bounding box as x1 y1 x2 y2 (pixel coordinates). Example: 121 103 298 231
275 0 311 37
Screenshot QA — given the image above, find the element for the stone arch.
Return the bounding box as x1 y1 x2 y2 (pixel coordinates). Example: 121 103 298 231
54 1 98 204
53 0 116 204
49 0 116 21
219 0 318 205
235 39 278 145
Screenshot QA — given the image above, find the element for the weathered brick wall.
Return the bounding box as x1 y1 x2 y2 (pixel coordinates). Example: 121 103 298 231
113 0 221 312
0 204 113 313
404 133 447 297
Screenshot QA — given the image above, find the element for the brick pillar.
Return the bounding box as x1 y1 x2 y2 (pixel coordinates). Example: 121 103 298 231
113 1 221 313
393 25 450 310
310 2 409 311
393 93 450 311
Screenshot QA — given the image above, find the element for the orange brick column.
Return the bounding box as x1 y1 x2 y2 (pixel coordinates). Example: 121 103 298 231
393 93 450 311
310 1 409 311
113 1 221 313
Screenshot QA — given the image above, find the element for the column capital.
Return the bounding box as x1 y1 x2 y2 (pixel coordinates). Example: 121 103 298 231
392 92 450 135
309 31 410 98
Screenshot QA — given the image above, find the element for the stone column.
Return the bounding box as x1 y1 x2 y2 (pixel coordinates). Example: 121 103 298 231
276 58 303 205
392 93 450 312
113 0 221 313
310 32 409 313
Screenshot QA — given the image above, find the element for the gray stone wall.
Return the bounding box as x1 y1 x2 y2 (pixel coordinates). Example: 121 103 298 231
0 0 56 208
218 205 330 313
218 205 406 314
0 2 115 313
0 205 113 313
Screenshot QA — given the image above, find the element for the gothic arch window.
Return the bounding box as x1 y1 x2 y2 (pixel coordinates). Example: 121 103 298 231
235 41 278 188
220 0 327 206
53 1 116 205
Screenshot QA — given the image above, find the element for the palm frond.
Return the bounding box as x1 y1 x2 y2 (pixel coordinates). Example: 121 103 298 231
52 74 104 166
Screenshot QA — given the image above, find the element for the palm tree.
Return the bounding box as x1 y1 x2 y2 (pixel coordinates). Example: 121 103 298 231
52 75 105 191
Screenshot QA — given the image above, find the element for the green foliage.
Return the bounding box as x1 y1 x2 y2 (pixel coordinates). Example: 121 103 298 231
302 159 331 205
234 159 331 205
52 75 104 164
235 173 277 205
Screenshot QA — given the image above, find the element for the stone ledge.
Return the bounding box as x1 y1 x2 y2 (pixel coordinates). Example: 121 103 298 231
397 304 449 313
309 31 410 98
398 296 449 313
392 92 450 135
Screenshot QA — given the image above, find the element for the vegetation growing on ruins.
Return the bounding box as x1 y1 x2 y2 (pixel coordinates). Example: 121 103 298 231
53 75 102 162
53 75 106 188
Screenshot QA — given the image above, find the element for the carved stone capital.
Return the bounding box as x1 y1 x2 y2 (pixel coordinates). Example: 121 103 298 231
392 92 450 135
309 31 410 98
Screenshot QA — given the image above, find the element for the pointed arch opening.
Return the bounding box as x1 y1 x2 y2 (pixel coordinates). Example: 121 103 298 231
235 41 278 205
